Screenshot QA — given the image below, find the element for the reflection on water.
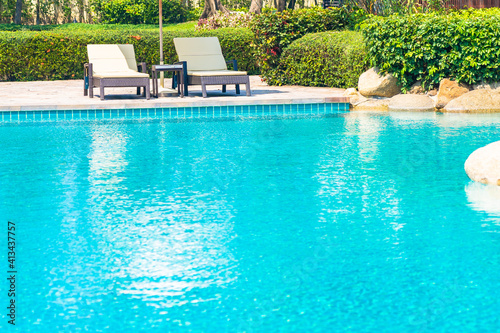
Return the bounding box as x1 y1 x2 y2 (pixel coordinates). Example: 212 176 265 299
465 182 500 219
85 123 238 304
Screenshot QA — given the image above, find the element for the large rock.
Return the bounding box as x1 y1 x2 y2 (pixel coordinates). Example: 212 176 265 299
444 89 500 112
358 67 401 98
436 79 469 108
388 94 435 111
465 141 500 186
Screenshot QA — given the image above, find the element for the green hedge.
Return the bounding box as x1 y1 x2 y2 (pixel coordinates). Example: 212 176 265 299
362 8 500 90
250 7 359 85
277 31 368 88
0 27 257 81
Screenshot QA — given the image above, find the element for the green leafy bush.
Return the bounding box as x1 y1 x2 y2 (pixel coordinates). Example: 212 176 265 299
0 27 258 81
250 7 362 83
362 8 500 90
91 0 190 24
277 31 368 88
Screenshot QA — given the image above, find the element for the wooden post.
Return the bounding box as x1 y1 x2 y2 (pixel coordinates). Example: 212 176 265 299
159 0 164 88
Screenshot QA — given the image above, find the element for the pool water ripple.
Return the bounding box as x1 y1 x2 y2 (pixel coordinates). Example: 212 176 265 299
1 112 500 332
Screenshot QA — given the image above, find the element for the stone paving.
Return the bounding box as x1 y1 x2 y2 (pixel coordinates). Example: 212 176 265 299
0 76 348 111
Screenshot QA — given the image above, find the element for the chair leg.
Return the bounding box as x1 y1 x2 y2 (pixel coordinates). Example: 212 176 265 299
222 85 226 93
236 84 240 95
245 77 251 96
145 81 150 100
100 86 105 100
201 78 208 98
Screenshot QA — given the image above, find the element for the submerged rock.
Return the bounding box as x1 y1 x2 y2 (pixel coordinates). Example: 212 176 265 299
444 89 500 112
465 182 500 215
358 67 401 98
465 141 500 186
351 98 390 111
436 79 469 109
388 94 435 111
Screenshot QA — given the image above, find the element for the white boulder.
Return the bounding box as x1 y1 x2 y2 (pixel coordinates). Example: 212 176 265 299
464 141 500 186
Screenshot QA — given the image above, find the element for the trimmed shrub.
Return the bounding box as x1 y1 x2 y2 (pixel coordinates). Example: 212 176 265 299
0 27 257 81
362 8 500 90
277 31 368 88
250 7 361 84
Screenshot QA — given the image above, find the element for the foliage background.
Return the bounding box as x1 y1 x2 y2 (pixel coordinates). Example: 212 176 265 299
362 8 500 90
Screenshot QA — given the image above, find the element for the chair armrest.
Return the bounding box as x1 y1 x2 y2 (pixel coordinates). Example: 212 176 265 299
226 60 238 71
138 62 147 73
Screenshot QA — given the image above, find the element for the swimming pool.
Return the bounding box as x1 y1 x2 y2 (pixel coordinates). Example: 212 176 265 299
1 109 499 332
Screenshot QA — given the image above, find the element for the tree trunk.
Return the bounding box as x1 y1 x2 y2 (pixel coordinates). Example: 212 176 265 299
249 0 263 13
288 0 296 9
200 0 228 19
14 0 22 24
36 0 40 24
277 0 287 11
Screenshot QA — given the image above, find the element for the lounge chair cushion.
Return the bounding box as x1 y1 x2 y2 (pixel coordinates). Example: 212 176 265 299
93 70 149 79
174 37 229 71
188 70 248 77
87 44 139 74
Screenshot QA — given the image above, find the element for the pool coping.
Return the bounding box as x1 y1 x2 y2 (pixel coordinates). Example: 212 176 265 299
0 77 350 112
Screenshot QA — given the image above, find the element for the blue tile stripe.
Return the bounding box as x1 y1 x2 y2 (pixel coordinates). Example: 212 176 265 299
0 103 349 123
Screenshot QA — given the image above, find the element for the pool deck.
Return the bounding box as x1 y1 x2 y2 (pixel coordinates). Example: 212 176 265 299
0 76 348 112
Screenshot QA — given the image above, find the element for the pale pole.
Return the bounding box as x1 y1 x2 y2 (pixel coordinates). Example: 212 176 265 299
159 0 164 88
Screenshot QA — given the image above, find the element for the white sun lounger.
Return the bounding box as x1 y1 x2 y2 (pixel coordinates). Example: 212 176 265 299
84 44 150 100
173 37 251 98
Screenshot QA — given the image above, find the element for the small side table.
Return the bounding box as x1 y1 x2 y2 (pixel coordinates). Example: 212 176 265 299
152 64 185 98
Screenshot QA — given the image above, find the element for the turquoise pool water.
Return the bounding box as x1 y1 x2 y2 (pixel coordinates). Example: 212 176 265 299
1 110 499 332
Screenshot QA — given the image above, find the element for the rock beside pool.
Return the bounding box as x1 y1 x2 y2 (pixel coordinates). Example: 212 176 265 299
436 79 469 109
388 94 435 111
444 89 500 112
464 141 500 186
358 67 401 98
343 88 368 105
